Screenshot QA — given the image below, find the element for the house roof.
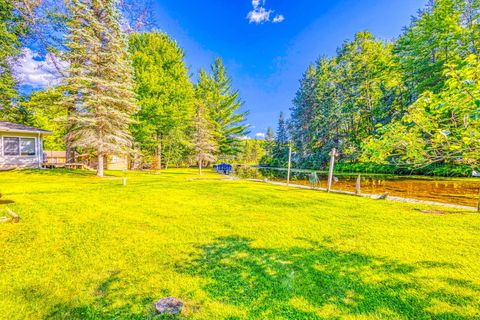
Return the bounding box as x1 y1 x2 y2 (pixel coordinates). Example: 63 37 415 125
0 121 51 134
44 150 66 158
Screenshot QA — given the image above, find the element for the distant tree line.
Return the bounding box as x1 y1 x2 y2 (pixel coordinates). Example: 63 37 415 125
265 0 479 175
0 0 249 176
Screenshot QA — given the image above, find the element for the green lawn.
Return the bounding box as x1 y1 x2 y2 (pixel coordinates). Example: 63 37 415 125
0 169 479 319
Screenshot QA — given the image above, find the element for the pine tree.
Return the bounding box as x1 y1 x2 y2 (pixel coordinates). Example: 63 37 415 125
193 103 217 175
196 58 248 159
0 0 23 111
291 64 318 162
275 112 288 147
63 0 137 177
271 112 289 166
264 127 275 156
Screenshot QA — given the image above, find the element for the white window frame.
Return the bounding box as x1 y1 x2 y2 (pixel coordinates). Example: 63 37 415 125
2 136 37 157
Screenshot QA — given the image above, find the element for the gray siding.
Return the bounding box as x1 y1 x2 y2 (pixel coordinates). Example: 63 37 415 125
0 132 44 170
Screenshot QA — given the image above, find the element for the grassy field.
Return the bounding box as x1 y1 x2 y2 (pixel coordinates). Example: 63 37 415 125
0 169 479 319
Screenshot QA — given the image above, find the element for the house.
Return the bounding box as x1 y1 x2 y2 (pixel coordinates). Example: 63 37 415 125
0 121 51 170
106 154 129 171
44 150 67 165
76 153 130 171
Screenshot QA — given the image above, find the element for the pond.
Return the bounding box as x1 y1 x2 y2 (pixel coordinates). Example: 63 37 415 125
234 166 480 208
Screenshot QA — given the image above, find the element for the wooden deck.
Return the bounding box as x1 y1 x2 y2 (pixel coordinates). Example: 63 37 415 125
43 163 93 170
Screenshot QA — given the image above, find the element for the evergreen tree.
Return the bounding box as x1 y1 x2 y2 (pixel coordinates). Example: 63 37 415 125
290 32 404 167
63 0 137 177
196 58 248 159
129 31 195 169
291 64 317 159
275 112 288 146
0 0 23 111
285 0 480 173
271 112 289 167
193 102 217 175
264 127 275 156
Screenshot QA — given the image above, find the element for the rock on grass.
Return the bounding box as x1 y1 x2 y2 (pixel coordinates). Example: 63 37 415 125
155 297 183 315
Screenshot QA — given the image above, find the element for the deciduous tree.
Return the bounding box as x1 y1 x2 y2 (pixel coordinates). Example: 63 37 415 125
129 31 194 169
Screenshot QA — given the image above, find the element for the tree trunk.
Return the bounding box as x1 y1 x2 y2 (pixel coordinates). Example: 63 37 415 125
65 140 75 163
199 158 202 175
158 141 162 171
477 188 480 213
97 154 104 177
65 100 76 164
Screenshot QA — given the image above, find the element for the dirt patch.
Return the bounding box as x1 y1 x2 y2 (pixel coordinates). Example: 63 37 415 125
417 209 462 215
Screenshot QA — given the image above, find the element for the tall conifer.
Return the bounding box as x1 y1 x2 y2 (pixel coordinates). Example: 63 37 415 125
63 0 137 177
193 102 217 175
196 58 248 159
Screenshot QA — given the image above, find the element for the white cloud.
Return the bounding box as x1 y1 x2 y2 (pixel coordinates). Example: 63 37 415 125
273 14 285 23
255 132 266 139
247 7 272 24
252 0 262 9
14 48 67 89
247 0 284 24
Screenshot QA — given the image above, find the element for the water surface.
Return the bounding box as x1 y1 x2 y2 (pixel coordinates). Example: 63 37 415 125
234 166 480 208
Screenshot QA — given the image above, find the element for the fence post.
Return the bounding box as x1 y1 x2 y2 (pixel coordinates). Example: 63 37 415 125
327 148 337 193
477 188 480 213
356 174 361 196
287 145 292 186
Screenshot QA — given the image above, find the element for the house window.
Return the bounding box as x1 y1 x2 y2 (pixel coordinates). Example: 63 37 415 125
3 137 36 156
20 138 36 156
4 137 20 156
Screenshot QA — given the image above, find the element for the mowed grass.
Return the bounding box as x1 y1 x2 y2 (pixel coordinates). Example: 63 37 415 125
0 169 479 320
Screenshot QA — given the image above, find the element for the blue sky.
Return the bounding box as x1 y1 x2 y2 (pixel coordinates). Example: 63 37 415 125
19 0 427 138
150 0 427 138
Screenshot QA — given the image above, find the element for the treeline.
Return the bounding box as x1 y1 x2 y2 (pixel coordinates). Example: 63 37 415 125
0 0 250 176
265 0 479 175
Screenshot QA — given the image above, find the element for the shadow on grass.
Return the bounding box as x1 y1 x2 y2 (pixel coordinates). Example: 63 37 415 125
22 169 97 177
45 271 174 320
178 236 474 319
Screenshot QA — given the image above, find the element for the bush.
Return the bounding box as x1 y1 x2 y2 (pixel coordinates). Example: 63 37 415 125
334 162 475 177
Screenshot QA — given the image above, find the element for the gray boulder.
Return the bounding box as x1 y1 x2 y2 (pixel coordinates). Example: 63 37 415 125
155 297 183 315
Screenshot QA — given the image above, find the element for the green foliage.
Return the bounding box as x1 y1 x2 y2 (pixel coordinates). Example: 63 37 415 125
264 112 290 167
363 54 480 168
233 139 265 164
21 87 67 150
288 1 480 176
1 169 479 319
193 102 217 174
0 0 24 108
334 162 474 177
289 32 403 168
394 0 477 98
196 58 249 159
63 0 138 176
129 31 195 168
